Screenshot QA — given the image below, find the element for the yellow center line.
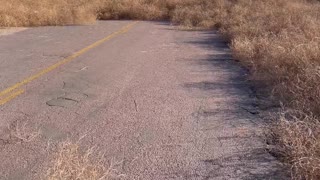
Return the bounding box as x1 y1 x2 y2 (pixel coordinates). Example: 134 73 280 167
0 21 138 105
0 89 25 106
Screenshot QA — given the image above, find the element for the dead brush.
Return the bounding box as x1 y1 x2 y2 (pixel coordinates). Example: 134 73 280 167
0 0 100 27
222 1 320 177
270 111 320 179
47 140 124 180
0 120 40 144
9 120 40 142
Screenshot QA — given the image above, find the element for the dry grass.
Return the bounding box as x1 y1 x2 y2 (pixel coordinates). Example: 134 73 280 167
1 0 320 179
0 0 100 26
0 120 40 144
269 111 320 179
211 1 320 178
97 0 169 20
47 140 123 180
8 120 40 142
170 0 320 178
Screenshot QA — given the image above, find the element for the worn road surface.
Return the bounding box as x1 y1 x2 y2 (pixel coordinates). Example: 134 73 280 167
0 21 287 179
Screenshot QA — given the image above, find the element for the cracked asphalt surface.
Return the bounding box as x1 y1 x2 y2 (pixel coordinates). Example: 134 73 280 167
0 21 288 179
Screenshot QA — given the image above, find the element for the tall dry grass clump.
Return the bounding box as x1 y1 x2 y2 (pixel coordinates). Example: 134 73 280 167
166 0 320 178
0 0 101 26
222 0 320 114
0 0 226 27
0 0 181 27
269 111 320 179
207 0 320 179
97 0 170 20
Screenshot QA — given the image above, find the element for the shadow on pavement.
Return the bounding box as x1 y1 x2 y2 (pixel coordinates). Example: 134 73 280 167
181 30 290 179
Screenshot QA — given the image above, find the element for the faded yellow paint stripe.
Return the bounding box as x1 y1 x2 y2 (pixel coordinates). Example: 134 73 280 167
0 89 25 105
0 21 138 105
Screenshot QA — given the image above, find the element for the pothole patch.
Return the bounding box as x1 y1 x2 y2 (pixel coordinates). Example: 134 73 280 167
46 97 78 108
46 92 88 108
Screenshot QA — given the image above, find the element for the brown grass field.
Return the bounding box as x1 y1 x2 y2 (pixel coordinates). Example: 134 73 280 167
1 0 320 179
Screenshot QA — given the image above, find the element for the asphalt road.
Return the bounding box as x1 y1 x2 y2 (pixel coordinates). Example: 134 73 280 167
0 21 287 179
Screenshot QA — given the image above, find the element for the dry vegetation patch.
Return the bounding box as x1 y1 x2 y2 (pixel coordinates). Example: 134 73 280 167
270 111 320 179
0 120 40 145
47 140 123 180
214 1 320 179
0 0 100 26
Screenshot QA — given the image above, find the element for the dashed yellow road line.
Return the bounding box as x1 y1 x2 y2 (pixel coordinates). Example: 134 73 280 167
0 21 138 106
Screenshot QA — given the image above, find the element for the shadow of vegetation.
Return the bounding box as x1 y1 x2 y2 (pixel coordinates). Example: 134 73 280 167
181 30 290 179
201 148 288 180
